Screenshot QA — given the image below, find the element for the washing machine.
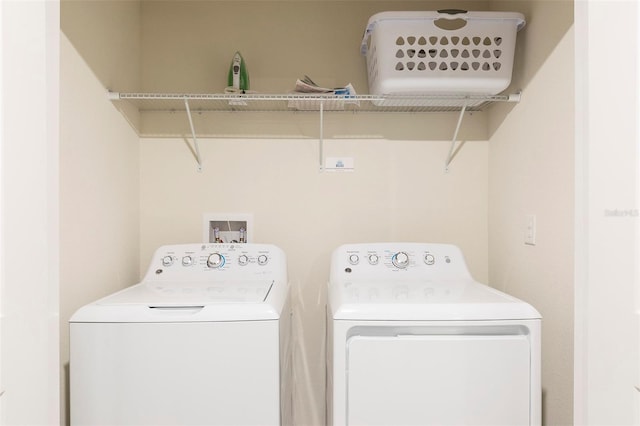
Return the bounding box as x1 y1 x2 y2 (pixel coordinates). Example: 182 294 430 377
327 243 541 426
70 243 291 426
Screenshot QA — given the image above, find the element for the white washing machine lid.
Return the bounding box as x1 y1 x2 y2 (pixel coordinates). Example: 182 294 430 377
70 280 283 323
329 279 541 321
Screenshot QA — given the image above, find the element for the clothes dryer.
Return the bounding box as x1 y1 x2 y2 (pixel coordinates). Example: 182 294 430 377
327 243 541 426
70 243 291 426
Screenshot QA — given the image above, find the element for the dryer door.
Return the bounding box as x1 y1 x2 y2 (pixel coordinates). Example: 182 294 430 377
346 334 531 426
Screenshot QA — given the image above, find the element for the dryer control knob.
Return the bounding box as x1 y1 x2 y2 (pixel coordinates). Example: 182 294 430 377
368 254 379 265
207 253 224 268
182 255 194 266
162 256 174 267
392 251 410 268
238 254 249 266
349 254 360 265
257 254 268 265
424 253 435 265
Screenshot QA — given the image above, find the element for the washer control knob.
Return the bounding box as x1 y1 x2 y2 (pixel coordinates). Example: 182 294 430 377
257 254 268 265
368 254 379 265
348 254 360 265
238 254 249 266
207 253 224 268
182 255 193 266
162 256 174 267
392 252 410 269
424 253 435 265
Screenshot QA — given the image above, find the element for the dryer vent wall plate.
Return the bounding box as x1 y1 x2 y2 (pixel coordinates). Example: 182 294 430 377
203 213 253 244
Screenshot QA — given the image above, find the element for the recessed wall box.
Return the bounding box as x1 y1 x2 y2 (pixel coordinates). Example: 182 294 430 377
203 213 253 244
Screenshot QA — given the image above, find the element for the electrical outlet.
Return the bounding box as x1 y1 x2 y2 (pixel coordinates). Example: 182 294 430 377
324 157 354 171
525 214 536 246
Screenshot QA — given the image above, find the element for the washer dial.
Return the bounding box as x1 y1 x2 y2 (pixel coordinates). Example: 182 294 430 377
206 253 225 268
238 254 249 266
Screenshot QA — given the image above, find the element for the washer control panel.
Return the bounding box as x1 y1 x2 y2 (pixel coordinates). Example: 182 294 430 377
331 243 472 282
144 243 285 283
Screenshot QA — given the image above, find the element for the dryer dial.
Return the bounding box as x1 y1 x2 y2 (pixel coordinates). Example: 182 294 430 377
392 251 410 269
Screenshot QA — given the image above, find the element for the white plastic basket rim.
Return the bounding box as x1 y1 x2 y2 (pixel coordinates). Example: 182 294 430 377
360 10 526 55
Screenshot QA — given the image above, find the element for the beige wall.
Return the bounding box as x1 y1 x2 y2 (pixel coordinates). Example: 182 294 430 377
59 33 141 424
488 16 574 426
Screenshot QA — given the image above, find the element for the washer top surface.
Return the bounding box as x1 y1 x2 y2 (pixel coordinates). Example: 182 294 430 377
329 243 541 321
71 243 288 323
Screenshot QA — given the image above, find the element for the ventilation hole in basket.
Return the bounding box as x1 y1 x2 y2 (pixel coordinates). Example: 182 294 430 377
462 37 470 45
472 62 480 70
439 50 448 58
450 62 459 70
494 37 503 46
451 49 459 58
452 36 460 45
461 62 469 71
440 37 449 45
406 36 415 45
396 37 405 46
429 49 437 58
396 49 404 58
473 36 481 45
407 61 416 70
494 49 502 58
429 62 437 70
407 49 416 58
418 36 427 45
429 36 438 45
483 49 491 58
482 62 490 71
461 49 470 58
493 62 502 71
418 49 426 58
483 37 492 46
418 62 426 71
439 62 448 71
472 49 480 58
395 62 404 71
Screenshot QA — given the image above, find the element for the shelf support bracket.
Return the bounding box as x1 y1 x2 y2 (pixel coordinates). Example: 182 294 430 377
319 101 324 171
184 98 203 172
445 103 468 172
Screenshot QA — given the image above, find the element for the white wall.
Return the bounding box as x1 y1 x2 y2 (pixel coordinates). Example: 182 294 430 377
574 1 640 424
0 1 60 424
488 9 575 426
59 31 141 426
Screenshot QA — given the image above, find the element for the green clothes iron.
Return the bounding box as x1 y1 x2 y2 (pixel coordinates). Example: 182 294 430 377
227 51 250 92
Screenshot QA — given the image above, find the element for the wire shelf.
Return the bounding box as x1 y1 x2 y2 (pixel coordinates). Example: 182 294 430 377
109 92 520 113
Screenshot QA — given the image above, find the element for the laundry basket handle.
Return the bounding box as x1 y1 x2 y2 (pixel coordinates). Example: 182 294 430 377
437 9 468 16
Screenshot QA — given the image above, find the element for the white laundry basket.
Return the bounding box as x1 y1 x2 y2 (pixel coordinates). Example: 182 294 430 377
361 10 526 104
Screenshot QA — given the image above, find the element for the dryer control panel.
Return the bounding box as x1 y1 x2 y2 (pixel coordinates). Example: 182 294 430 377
330 243 473 282
143 243 286 283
